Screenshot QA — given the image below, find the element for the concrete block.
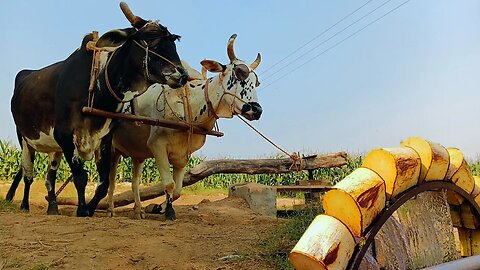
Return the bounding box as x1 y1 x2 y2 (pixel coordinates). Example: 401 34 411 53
228 183 276 216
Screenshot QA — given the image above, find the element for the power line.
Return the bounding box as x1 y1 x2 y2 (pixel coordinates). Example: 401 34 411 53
260 0 412 91
262 0 395 83
260 0 376 76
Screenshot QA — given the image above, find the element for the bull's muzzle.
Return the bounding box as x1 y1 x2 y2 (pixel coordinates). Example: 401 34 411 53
241 102 262 120
166 66 189 89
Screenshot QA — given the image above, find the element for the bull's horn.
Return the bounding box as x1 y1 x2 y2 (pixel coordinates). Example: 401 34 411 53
120 2 136 24
250 53 261 70
227 34 237 62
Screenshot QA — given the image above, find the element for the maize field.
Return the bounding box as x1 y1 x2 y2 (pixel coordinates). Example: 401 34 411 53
0 140 366 188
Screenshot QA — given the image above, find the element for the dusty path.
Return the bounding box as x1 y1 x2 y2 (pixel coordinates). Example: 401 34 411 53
0 182 286 270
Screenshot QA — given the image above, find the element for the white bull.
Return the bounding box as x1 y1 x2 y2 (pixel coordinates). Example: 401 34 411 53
107 34 262 219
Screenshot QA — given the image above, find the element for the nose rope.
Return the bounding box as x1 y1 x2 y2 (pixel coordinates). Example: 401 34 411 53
237 115 304 171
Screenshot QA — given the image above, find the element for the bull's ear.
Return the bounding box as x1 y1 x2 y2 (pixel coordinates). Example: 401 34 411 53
200 60 226 73
96 28 135 48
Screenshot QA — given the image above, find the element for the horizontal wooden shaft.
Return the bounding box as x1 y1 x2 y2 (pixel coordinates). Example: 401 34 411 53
82 107 224 137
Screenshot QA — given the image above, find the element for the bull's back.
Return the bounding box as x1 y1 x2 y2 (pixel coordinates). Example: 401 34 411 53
11 61 63 141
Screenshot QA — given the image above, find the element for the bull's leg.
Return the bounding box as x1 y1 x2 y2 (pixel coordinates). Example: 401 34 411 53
45 152 62 215
5 168 22 202
172 166 186 201
107 150 121 217
155 166 185 218
54 131 89 217
131 159 146 219
67 156 88 217
20 140 35 211
87 134 113 216
148 143 175 220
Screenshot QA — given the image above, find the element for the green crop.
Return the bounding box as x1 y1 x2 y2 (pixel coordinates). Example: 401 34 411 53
0 140 364 192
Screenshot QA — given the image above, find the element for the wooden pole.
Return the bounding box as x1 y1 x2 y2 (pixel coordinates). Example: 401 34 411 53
55 152 348 209
82 107 224 137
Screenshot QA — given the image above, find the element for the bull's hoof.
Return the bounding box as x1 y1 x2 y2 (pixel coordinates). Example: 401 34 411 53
165 204 176 221
86 203 97 217
20 201 30 212
133 210 146 220
151 204 163 214
47 202 59 215
76 206 89 217
107 208 115 218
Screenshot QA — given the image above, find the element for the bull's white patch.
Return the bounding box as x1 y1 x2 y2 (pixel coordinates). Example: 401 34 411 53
98 51 110 71
24 128 62 153
73 118 112 161
21 139 34 179
123 90 140 102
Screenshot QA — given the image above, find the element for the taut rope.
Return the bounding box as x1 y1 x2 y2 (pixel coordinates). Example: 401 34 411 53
237 115 304 171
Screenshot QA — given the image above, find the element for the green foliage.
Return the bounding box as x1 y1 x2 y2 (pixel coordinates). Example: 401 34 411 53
470 160 480 176
3 137 479 187
0 198 19 212
29 264 50 270
0 140 363 188
3 257 23 269
0 140 21 182
258 207 324 270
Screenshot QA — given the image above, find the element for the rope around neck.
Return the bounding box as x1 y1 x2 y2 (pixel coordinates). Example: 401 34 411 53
103 38 182 104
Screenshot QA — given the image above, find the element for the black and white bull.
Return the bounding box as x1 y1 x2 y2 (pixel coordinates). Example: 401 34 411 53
106 34 262 219
6 2 188 217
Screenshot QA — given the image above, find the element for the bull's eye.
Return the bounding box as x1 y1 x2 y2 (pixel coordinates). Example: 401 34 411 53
233 64 249 81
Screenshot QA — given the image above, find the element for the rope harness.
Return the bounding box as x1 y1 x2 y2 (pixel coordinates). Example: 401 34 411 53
86 30 181 107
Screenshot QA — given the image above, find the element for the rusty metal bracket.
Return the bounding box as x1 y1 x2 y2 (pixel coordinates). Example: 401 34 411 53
347 181 480 270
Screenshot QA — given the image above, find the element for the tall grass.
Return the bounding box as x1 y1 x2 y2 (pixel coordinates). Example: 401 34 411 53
259 208 324 270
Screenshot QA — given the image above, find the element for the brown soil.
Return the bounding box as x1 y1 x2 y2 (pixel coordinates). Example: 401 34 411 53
0 182 289 270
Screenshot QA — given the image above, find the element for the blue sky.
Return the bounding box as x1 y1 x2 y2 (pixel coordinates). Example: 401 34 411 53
1 0 479 159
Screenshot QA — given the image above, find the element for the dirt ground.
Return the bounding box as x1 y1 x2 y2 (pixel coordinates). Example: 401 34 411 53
0 181 295 270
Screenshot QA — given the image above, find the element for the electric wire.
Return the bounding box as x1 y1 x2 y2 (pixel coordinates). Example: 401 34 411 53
260 0 376 76
261 0 412 90
262 0 395 83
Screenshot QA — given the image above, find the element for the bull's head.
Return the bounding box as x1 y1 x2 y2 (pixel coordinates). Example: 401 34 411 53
96 2 188 90
200 34 262 121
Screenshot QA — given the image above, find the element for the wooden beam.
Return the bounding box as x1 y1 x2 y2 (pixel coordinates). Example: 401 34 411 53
55 151 348 209
82 107 224 137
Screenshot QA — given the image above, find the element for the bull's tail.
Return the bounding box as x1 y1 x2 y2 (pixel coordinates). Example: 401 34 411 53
5 167 22 202
5 128 26 202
